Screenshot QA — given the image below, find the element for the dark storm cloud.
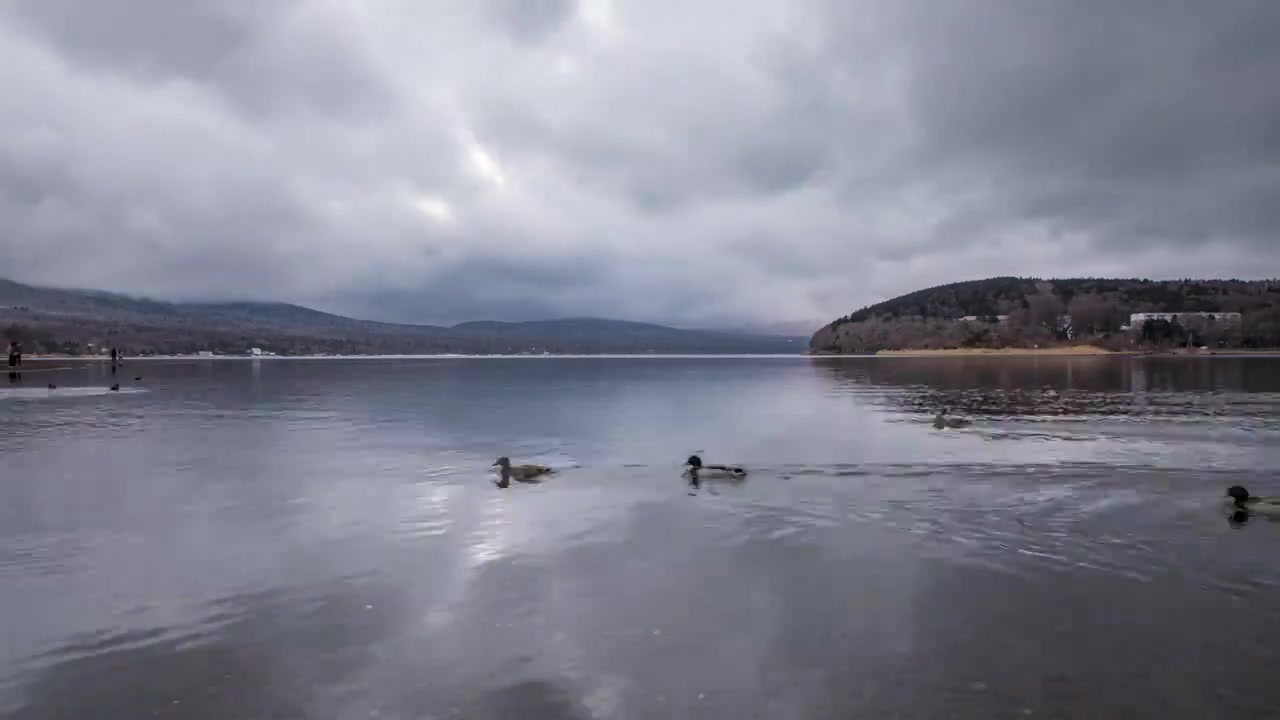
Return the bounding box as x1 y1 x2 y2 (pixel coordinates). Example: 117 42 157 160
823 0 1280 254
486 0 576 44
2 0 1279 326
5 0 388 117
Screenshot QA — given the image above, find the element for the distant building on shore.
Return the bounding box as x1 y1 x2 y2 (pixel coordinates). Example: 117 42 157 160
959 315 1011 323
1130 312 1241 325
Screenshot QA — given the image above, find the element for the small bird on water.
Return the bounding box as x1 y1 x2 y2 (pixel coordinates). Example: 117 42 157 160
685 455 747 480
492 457 554 488
109 384 120 392
933 408 971 429
1226 485 1280 518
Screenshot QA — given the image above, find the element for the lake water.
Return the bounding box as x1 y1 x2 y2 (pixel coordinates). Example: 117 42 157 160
3 356 1280 719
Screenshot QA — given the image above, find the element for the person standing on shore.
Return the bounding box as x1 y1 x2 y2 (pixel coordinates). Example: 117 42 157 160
7 340 20 382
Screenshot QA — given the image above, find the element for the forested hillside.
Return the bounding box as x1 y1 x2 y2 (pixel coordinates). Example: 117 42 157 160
812 278 1280 353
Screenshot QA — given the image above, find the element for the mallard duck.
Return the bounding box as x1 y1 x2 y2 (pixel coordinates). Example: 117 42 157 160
1226 485 1280 518
933 408 971 429
47 383 56 389
492 457 554 487
109 384 120 392
685 455 747 480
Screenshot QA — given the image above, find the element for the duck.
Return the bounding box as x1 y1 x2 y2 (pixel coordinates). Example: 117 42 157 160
492 457 554 487
1225 485 1280 518
47 383 57 389
685 455 747 480
933 408 971 429
109 384 120 392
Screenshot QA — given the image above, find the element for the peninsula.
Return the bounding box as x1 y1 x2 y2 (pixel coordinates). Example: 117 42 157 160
811 277 1280 355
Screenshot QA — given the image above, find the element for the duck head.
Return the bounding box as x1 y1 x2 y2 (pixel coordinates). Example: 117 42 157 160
686 455 703 469
1227 485 1250 505
493 457 511 468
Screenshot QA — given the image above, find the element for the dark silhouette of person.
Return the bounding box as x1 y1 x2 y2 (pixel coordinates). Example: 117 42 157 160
6 341 20 383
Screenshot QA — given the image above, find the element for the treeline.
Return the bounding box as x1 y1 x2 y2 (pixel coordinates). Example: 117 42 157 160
1 320 386 357
1 317 797 357
812 277 1280 354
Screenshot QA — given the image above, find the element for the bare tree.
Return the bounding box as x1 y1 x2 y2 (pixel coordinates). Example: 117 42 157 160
1244 307 1280 347
1067 293 1110 336
1179 314 1208 348
1026 292 1066 337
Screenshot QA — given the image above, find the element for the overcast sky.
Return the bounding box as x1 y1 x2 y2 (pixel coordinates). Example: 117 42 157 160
2 1 1278 326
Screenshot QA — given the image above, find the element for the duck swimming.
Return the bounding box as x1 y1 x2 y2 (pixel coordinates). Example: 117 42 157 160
1226 485 1280 518
685 455 747 480
933 408 971 429
109 384 120 392
492 457 554 488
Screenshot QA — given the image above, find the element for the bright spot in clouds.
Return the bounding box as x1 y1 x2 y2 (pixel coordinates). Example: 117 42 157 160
414 194 455 224
466 142 506 189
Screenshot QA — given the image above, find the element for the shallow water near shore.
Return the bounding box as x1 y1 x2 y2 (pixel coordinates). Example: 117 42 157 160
3 356 1280 719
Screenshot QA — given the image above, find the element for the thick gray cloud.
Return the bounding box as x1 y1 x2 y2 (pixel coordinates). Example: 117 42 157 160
2 0 1279 327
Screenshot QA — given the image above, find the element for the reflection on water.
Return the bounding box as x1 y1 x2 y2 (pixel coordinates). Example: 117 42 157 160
3 357 1280 718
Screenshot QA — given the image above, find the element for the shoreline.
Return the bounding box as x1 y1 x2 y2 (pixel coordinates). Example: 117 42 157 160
19 353 809 361
874 346 1116 357
852 347 1280 358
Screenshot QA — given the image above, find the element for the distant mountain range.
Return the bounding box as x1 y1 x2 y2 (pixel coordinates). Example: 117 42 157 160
0 278 805 355
702 320 824 338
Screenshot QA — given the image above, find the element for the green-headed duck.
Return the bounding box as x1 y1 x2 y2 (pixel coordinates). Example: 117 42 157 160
685 455 747 480
1226 485 1280 517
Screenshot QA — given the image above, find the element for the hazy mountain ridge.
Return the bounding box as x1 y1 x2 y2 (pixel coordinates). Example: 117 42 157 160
812 277 1280 353
695 320 823 338
0 279 800 355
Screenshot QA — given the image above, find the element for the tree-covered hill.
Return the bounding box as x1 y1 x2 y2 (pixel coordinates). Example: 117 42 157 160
812 277 1280 353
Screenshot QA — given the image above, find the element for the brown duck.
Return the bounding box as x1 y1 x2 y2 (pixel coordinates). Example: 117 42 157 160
493 457 555 487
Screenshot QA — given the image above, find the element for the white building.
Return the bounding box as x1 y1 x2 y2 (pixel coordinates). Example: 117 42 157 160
249 348 263 356
1129 312 1241 325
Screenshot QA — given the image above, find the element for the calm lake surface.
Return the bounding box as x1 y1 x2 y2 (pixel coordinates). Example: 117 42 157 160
3 356 1280 719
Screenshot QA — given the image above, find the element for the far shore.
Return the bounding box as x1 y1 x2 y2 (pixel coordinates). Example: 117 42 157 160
870 346 1280 358
18 352 808 361
875 346 1116 358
